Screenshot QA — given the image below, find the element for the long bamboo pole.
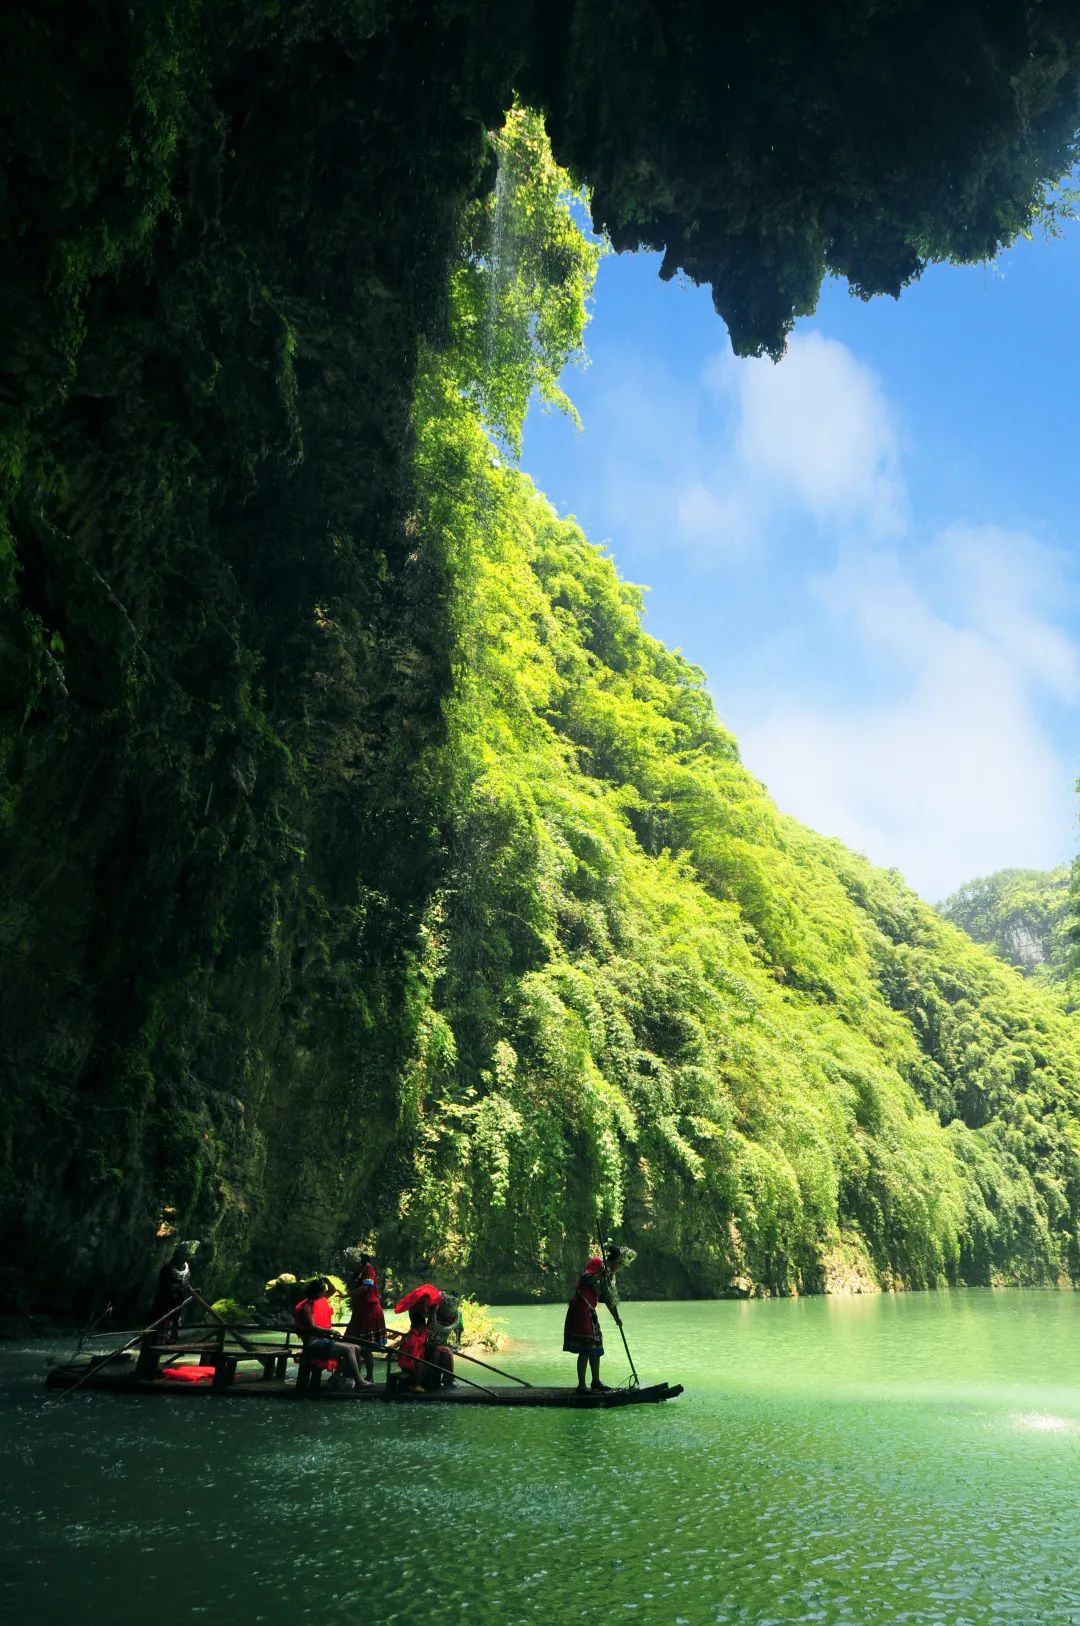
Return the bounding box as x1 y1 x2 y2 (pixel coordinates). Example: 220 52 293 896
342 1326 529 1387
389 1346 498 1399
51 1296 196 1404
446 1347 532 1387
599 1231 639 1389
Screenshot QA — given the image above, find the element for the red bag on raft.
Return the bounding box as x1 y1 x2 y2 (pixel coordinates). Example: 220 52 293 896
161 1365 217 1384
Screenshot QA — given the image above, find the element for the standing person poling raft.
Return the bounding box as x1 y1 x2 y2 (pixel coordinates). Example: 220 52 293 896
563 1246 624 1393
341 1253 385 1385
150 1242 194 1344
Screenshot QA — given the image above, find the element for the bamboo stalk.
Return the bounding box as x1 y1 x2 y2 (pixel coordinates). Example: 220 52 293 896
448 1346 531 1387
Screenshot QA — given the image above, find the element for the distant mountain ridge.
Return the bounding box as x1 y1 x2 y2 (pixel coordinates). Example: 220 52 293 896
938 865 1079 989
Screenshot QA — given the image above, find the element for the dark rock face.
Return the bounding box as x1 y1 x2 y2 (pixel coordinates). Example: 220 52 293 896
0 6 511 1313
518 0 1080 356
3 3 1080 1313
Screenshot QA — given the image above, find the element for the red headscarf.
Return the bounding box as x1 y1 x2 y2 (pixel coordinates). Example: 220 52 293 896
394 1282 441 1315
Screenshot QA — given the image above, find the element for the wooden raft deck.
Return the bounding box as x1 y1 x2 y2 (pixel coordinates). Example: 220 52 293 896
45 1354 682 1408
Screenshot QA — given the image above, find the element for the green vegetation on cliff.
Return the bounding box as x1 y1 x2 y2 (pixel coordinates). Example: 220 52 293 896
376 118 1080 1298
4 6 1080 1313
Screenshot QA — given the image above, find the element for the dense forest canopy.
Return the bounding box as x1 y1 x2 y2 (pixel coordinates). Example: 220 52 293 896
3 4 1080 1314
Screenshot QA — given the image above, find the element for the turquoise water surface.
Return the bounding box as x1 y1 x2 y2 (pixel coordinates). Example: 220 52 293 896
5 1290 1080 1625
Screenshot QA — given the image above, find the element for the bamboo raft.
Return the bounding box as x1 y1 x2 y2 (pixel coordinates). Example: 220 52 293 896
44 1320 683 1409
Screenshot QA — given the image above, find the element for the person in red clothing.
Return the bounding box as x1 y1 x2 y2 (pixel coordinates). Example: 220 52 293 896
342 1253 385 1385
563 1247 623 1393
393 1283 461 1389
293 1278 364 1390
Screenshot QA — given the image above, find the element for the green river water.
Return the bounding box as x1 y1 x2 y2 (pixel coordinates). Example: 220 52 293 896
5 1291 1080 1625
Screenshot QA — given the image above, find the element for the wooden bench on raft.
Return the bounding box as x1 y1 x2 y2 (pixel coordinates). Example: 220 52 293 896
134 1319 392 1395
134 1322 295 1390
294 1349 333 1396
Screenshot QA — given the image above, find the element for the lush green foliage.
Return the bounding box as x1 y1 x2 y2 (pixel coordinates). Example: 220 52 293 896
396 375 1080 1291
0 3 498 1312
451 107 604 453
378 123 1080 1298
458 1298 508 1352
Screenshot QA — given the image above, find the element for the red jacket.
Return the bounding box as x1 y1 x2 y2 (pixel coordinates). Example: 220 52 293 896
293 1294 332 1337
346 1268 386 1337
564 1258 610 1339
294 1294 336 1371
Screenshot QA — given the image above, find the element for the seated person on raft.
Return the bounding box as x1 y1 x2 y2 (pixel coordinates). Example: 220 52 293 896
396 1305 434 1391
293 1277 367 1389
425 1289 463 1387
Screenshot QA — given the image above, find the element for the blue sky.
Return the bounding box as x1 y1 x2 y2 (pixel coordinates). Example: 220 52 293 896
521 224 1080 902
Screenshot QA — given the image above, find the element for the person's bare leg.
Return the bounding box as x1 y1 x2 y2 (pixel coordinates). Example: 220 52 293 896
339 1337 372 1384
576 1352 589 1392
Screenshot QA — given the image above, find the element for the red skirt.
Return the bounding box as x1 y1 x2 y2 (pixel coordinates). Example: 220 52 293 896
345 1302 386 1344
563 1295 602 1354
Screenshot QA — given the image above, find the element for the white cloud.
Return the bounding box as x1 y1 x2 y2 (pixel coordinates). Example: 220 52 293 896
674 481 757 557
579 328 905 565
583 350 757 564
935 525 1080 701
705 332 906 537
542 307 1080 899
675 481 724 539
695 344 1080 897
738 530 1080 900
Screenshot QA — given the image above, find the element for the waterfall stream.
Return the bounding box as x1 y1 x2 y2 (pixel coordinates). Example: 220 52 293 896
483 134 514 388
